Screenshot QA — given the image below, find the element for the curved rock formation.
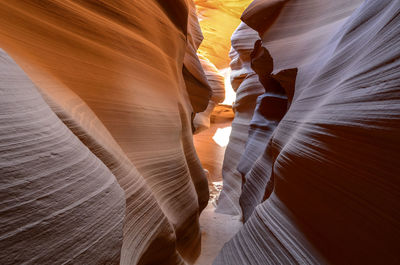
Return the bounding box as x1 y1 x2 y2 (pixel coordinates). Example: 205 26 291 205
238 42 296 221
216 22 265 215
193 56 225 134
194 0 253 69
2 0 399 264
0 0 209 264
0 49 125 265
184 0 212 114
216 0 400 264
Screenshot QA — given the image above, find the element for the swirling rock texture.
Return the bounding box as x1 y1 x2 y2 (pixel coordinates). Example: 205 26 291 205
183 0 212 114
193 57 225 134
0 49 125 265
0 0 210 264
216 22 266 215
215 0 400 264
2 0 400 264
194 0 253 69
238 42 297 221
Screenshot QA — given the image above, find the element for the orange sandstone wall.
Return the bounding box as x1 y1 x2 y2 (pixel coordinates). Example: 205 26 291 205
0 0 210 264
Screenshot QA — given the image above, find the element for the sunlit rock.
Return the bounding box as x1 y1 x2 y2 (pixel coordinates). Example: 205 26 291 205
184 0 212 114
193 56 225 134
1 0 399 264
0 1 209 264
194 0 253 69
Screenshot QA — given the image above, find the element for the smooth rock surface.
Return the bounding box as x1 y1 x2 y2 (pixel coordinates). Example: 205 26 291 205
194 0 253 69
193 57 225 134
194 105 234 182
238 42 290 221
0 50 125 265
215 0 400 264
216 22 265 215
0 1 210 264
184 0 212 113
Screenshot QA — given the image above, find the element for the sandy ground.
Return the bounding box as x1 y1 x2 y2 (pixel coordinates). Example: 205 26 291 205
193 105 242 264
194 203 242 265
193 105 235 182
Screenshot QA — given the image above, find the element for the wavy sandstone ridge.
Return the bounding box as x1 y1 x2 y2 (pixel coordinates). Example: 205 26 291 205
216 22 265 215
1 0 400 264
193 56 225 134
0 49 125 264
216 0 400 264
194 0 253 69
0 1 210 264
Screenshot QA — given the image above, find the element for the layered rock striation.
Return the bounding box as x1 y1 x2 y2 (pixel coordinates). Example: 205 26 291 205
1 0 400 264
0 1 211 264
0 49 125 264
194 0 253 69
216 22 266 215
193 56 225 134
216 0 400 264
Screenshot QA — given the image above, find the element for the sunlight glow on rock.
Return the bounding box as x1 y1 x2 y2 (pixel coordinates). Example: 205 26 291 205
212 126 232 147
220 67 236 105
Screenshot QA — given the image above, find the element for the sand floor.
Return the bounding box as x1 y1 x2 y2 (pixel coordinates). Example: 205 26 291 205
193 105 242 264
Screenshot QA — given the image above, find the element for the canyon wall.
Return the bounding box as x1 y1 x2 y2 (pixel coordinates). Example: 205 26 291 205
194 0 253 69
193 57 225 134
0 49 126 264
0 1 210 264
216 22 265 215
1 0 400 264
216 0 400 264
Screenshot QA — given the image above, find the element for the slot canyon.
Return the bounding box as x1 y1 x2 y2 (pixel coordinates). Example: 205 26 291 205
0 0 399 264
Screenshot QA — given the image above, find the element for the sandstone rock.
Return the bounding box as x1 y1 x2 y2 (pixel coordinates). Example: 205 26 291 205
194 0 253 69
0 0 209 264
193 57 225 134
184 0 212 114
237 42 290 221
216 22 265 215
0 50 125 265
194 105 234 184
215 0 400 264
